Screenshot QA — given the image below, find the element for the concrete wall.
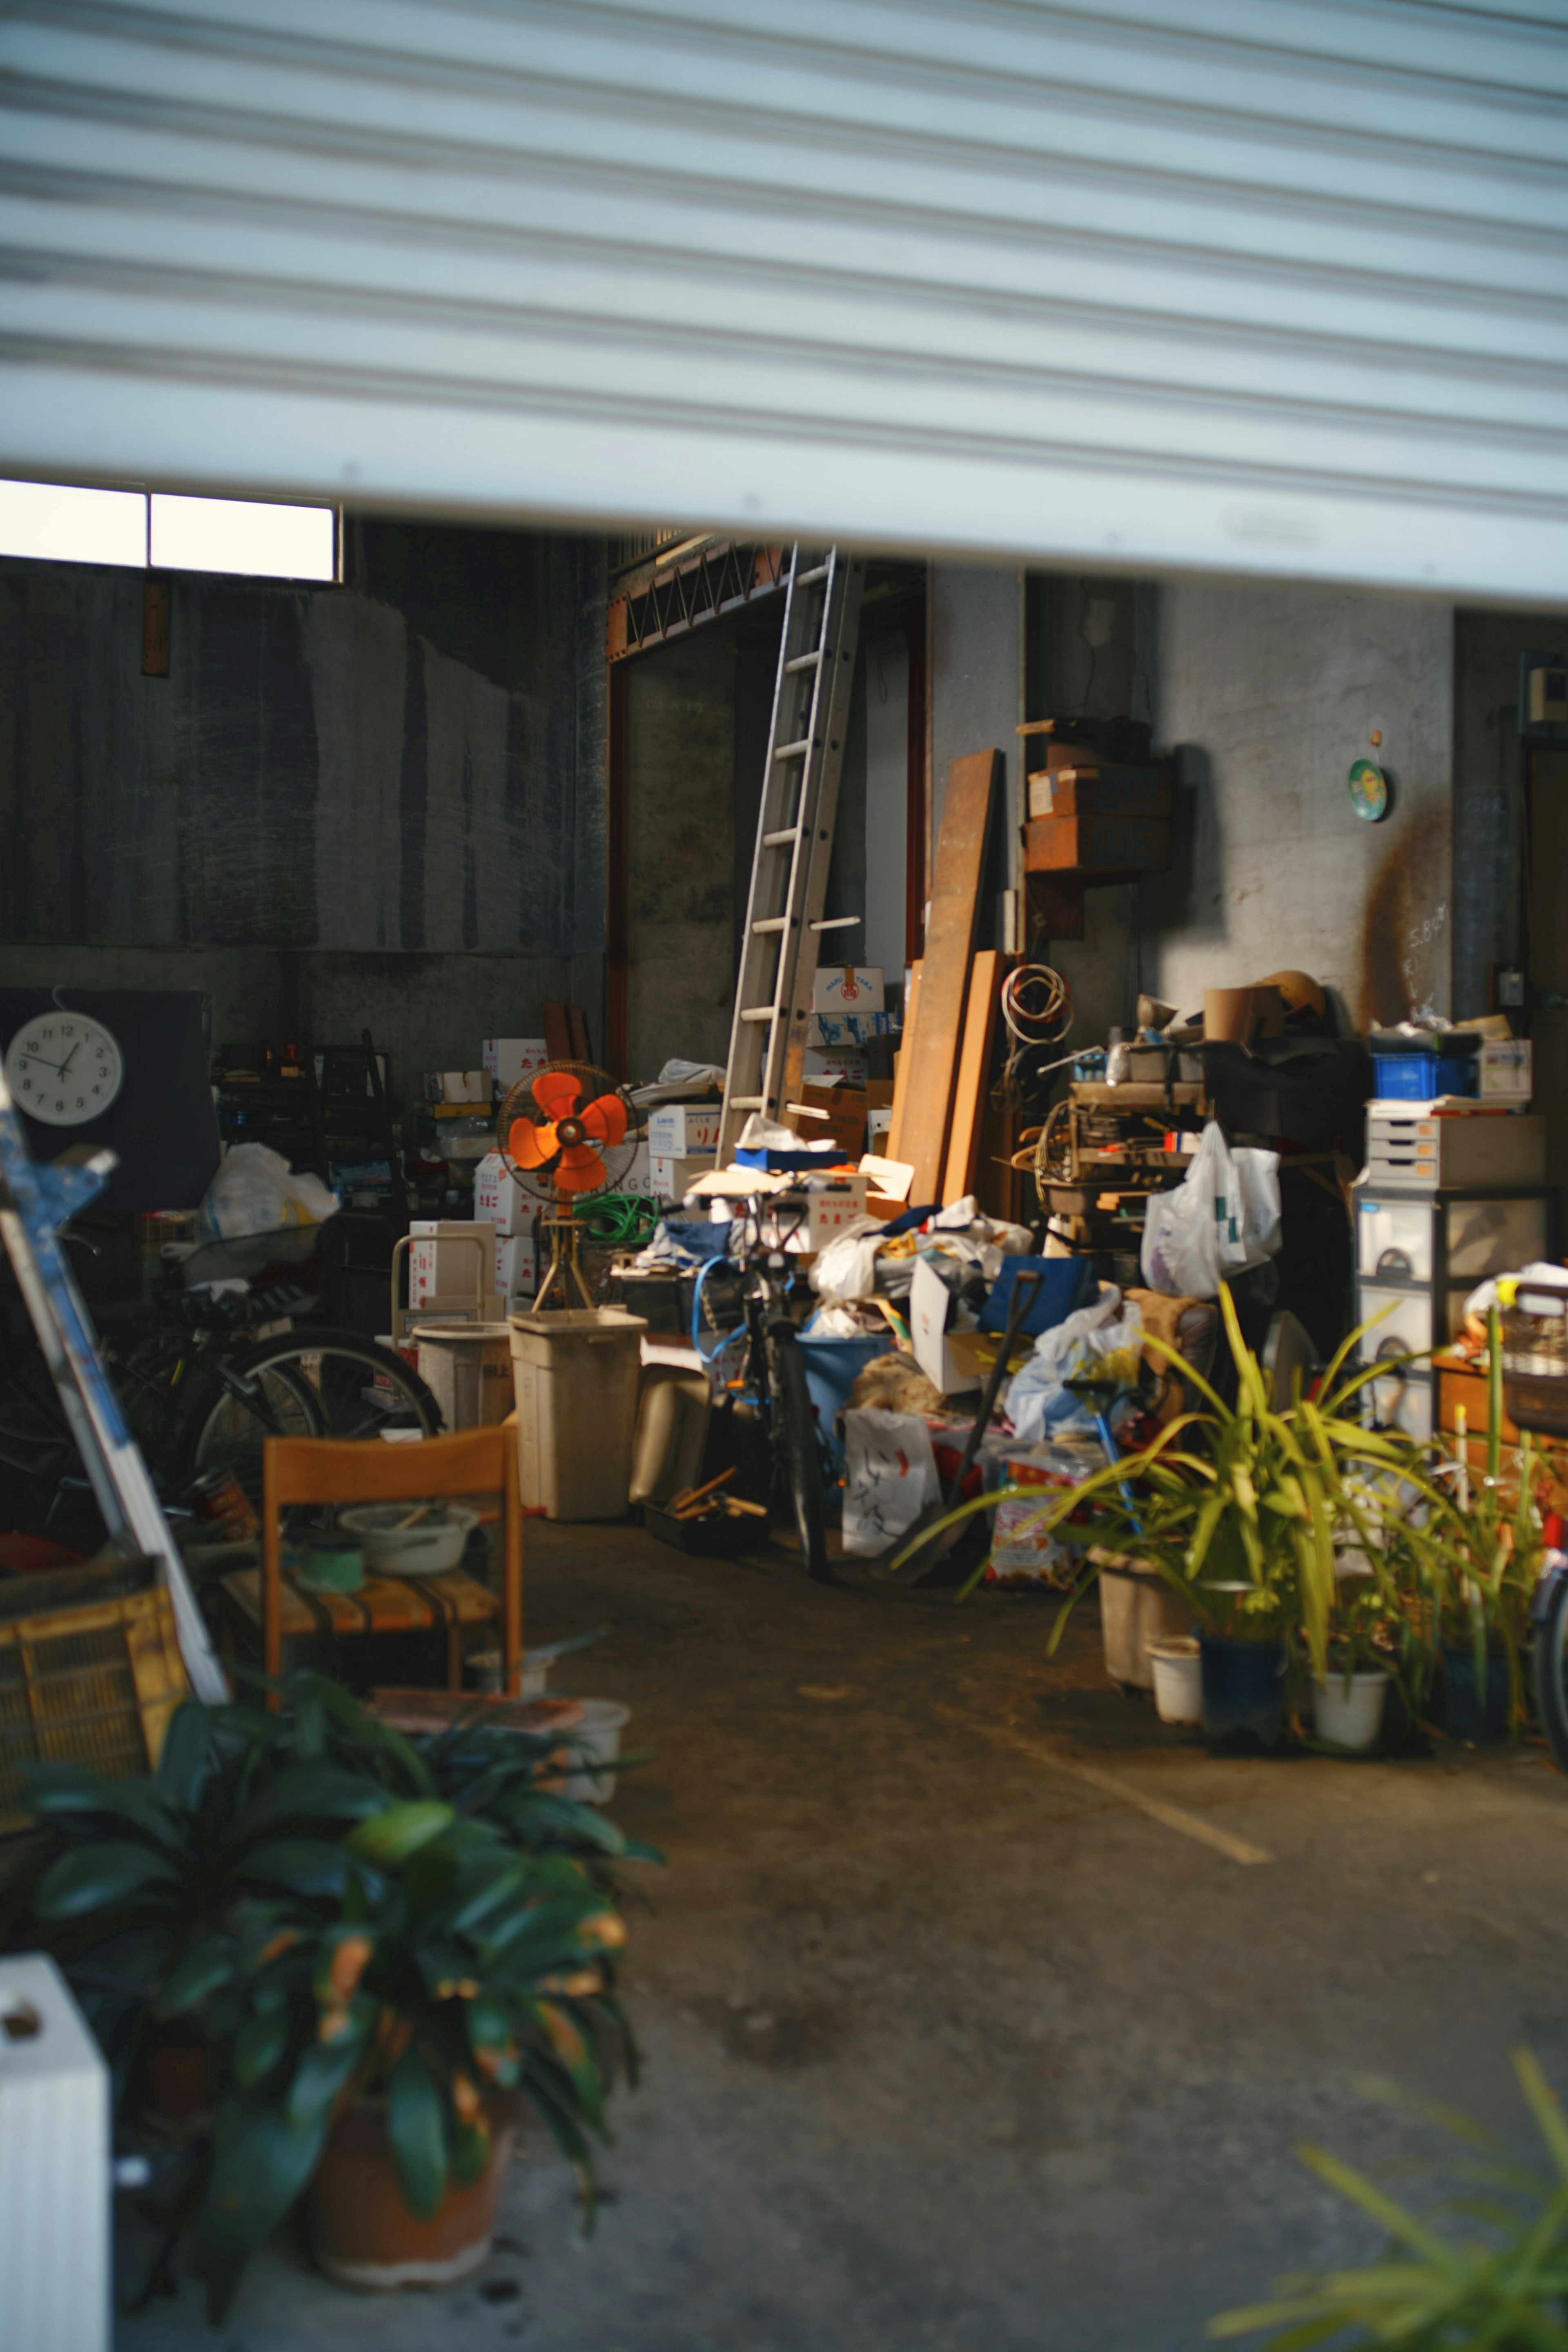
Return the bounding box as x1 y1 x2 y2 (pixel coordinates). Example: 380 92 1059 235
1143 581 1454 1031
1452 606 1566 1019
0 519 608 1107
929 565 1022 914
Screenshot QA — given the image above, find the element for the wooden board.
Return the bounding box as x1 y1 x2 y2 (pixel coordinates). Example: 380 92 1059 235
898 750 999 1205
541 1002 573 1062
942 950 1003 1206
886 960 921 1163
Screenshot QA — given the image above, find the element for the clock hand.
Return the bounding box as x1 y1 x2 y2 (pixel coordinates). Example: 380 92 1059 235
57 1041 80 1080
13 1049 69 1076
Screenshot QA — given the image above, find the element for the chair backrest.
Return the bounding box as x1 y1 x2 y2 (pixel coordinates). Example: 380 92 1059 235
264 1426 513 1510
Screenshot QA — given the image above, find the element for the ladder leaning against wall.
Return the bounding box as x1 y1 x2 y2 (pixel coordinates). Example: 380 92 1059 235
716 547 866 1164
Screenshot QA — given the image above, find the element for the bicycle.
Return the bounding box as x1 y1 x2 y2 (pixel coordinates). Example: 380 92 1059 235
693 1196 831 1581
0 1225 442 1524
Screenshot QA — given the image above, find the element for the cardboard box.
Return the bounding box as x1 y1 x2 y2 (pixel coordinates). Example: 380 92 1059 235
425 1070 490 1105
483 1038 550 1096
859 1153 914 1202
808 1010 899 1047
650 1151 716 1200
803 1047 868 1084
760 1176 871 1251
910 1254 981 1396
495 1232 538 1302
409 1221 492 1309
623 1138 650 1196
795 1082 868 1163
473 1150 528 1236
646 1104 723 1158
1022 816 1172 873
811 965 885 1013
1479 1038 1532 1100
1026 765 1172 820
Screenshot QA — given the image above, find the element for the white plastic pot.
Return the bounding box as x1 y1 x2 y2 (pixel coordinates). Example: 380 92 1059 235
561 1699 632 1806
1148 1635 1203 1726
1312 1669 1390 1752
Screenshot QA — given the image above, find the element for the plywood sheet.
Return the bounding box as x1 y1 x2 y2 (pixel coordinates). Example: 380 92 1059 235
886 960 922 1164
897 750 999 1204
942 949 1002 1206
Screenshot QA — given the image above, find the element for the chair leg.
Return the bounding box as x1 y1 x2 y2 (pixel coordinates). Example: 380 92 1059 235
447 1621 463 1692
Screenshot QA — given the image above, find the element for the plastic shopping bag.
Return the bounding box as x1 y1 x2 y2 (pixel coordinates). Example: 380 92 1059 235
1004 1288 1146 1445
196 1143 341 1243
842 1408 941 1555
1140 1121 1280 1298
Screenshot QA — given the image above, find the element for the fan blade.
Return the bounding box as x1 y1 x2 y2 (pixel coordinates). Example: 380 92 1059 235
534 1069 583 1121
579 1093 628 1148
508 1118 558 1171
555 1145 607 1195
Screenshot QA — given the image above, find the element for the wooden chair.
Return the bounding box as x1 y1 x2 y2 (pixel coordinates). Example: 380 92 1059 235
227 1427 523 1698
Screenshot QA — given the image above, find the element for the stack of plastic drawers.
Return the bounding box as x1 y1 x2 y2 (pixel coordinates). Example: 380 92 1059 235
1353 1106 1558 1439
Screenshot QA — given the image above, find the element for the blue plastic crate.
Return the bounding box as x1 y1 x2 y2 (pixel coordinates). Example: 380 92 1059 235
1371 1050 1478 1101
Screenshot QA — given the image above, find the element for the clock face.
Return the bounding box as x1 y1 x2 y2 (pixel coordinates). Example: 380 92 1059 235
5 1014 126 1126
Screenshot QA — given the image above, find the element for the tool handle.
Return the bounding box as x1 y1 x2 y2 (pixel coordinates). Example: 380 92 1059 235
948 1267 1043 1500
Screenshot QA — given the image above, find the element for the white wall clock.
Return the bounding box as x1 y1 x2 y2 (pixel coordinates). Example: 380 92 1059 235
5 1012 126 1126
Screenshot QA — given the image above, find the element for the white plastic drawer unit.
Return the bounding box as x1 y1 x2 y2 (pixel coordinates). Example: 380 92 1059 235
1367 1369 1434 1442
0 1954 109 2352
1356 1283 1437 1359
1355 1193 1550 1286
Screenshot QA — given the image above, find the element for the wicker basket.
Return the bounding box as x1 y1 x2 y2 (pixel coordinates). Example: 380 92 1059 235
0 1583 189 1833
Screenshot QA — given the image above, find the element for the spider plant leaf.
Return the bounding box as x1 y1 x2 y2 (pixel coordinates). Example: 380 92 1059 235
344 1802 456 1869
1516 2050 1568 2182
154 1699 215 1811
1295 2145 1459 2266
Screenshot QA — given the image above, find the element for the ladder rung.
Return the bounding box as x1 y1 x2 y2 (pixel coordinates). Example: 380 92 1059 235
762 827 800 848
751 916 791 934
739 1007 777 1023
795 564 830 586
729 1096 765 1111
811 916 860 932
773 738 812 761
784 651 821 673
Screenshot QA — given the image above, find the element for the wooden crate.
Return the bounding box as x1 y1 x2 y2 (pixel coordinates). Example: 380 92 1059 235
1022 813 1173 872
0 1584 189 1833
1027 766 1173 820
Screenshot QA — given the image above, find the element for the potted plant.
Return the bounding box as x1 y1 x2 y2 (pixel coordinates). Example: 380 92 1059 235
1 1673 654 2319
917 1292 1436 1750
1398 1432 1542 1744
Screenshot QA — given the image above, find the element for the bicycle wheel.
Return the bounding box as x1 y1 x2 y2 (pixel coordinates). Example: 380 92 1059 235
172 1327 443 1499
768 1323 829 1582
1534 1572 1568 1775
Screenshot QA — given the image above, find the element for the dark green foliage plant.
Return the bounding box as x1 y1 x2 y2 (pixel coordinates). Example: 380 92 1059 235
1 1674 656 2320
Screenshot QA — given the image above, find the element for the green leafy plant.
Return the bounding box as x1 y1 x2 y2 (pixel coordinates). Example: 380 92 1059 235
1212 2049 1568 2348
912 1291 1436 1687
1391 1431 1544 1736
1 1675 656 2320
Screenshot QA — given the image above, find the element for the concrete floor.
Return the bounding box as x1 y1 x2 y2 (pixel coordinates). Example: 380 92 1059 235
123 1523 1568 2352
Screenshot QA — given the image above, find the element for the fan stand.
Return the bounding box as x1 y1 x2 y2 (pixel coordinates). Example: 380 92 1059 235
533 1212 597 1312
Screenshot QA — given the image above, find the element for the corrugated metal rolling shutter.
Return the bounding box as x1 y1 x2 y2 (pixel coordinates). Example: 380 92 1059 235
1 0 1566 599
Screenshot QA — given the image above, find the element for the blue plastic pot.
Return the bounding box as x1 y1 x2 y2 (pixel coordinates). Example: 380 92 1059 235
1198 1634 1287 1748
1442 1644 1510 1744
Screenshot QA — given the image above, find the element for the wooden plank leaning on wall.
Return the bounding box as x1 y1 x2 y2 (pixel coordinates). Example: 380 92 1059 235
891 750 1000 1206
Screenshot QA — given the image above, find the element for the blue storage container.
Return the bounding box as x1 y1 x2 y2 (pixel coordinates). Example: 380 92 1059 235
1371 1050 1479 1101
795 1331 889 1469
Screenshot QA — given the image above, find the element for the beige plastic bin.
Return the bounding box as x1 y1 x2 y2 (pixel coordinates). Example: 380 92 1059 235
630 1365 711 1506
1098 1562 1193 1690
508 1309 648 1520
414 1323 515 1431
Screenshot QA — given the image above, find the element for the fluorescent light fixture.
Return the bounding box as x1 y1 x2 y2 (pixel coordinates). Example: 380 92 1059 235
149 492 336 581
0 479 146 568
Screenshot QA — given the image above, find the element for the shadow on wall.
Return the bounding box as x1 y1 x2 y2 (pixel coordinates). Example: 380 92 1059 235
1359 800 1450 1031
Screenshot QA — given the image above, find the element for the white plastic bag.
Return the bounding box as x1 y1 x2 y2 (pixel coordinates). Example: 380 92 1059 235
196 1143 341 1243
809 1217 888 1303
1004 1290 1145 1444
842 1408 940 1555
1140 1121 1280 1298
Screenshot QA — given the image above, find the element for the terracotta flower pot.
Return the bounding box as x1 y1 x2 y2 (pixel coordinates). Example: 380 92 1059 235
308 2099 516 2290
136 2031 212 2134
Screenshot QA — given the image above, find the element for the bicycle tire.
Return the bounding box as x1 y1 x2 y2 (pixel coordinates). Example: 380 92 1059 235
768 1323 830 1582
171 1327 443 1497
1535 1574 1568 1776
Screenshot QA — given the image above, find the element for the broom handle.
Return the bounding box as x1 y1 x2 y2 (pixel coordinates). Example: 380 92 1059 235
946 1269 1043 1506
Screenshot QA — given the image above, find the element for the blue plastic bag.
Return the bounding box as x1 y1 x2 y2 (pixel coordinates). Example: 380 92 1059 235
979 1254 1097 1339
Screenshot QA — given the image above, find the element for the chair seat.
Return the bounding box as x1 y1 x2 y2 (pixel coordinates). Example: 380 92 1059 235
223 1564 498 1643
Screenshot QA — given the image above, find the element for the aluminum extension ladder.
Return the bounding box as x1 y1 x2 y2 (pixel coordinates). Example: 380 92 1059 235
717 546 866 1161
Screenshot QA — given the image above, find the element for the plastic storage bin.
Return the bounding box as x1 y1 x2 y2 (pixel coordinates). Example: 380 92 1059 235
414 1323 514 1430
1370 1051 1478 1101
508 1309 648 1519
